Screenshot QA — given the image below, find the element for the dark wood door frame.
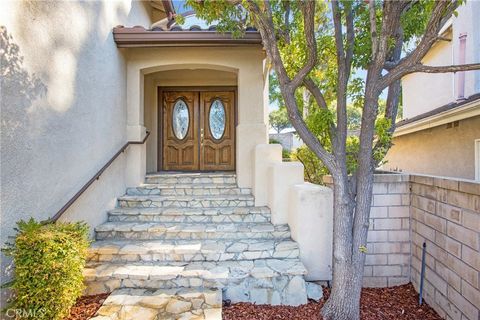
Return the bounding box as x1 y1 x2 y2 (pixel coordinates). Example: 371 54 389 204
157 86 237 172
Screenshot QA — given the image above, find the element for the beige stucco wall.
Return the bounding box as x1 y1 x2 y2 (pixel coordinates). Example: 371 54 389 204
401 1 480 119
402 33 454 119
0 0 152 301
384 116 480 180
126 47 268 188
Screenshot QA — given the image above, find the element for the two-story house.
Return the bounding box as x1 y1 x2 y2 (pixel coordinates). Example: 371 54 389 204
384 1 480 181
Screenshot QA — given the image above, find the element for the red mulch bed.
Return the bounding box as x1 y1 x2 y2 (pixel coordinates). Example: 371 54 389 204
66 283 441 320
66 293 109 320
223 283 442 320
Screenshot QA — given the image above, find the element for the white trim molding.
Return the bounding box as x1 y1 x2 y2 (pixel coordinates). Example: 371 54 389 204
393 99 480 137
475 139 480 181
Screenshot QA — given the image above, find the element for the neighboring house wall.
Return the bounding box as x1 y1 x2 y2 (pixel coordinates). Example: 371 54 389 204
269 132 303 152
402 32 454 119
0 0 152 297
384 115 480 180
402 1 480 119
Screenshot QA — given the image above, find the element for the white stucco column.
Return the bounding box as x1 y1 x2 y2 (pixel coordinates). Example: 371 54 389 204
253 144 282 205
288 183 333 281
125 65 147 184
127 65 146 141
267 162 304 224
235 59 268 188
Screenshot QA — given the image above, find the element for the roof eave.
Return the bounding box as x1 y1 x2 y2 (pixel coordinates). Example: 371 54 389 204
113 27 263 48
393 97 480 137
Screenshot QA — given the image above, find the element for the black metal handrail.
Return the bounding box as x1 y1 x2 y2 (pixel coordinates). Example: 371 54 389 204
50 131 151 222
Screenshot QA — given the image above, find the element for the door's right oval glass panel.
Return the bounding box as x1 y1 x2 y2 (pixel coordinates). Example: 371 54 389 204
209 99 226 140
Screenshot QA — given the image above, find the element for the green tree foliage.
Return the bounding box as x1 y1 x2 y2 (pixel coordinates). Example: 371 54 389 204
269 107 290 133
188 1 477 318
3 219 90 320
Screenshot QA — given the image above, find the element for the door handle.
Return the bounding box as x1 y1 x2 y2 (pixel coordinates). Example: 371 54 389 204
200 128 204 144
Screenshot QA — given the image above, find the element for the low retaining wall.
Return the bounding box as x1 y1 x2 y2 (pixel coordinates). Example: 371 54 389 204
324 174 412 288
363 174 411 288
324 173 479 320
409 175 479 320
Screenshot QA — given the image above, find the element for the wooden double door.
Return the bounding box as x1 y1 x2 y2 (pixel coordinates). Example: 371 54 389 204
161 89 235 171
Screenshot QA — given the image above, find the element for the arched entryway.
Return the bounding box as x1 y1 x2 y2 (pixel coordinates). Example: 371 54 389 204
142 67 239 173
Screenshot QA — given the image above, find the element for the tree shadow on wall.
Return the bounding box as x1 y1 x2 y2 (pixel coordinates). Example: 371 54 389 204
0 25 47 307
0 25 47 146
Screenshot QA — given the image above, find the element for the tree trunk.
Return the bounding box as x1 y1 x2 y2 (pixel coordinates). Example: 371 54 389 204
321 177 364 320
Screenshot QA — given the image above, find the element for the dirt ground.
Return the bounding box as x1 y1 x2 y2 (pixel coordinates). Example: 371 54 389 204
67 283 441 320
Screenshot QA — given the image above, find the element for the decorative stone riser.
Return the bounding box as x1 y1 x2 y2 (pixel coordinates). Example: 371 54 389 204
118 199 255 208
96 230 291 241
90 288 222 320
89 249 301 264
108 213 270 223
145 176 236 185
88 239 299 263
87 275 307 306
85 258 307 306
108 206 270 217
127 187 251 196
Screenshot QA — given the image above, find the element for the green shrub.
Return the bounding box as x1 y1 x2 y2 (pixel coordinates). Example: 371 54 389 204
269 138 281 144
291 146 329 185
3 219 90 320
282 148 291 159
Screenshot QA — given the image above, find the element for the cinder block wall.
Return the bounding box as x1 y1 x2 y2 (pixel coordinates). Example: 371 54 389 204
324 173 480 320
409 175 479 320
323 174 412 287
364 174 411 287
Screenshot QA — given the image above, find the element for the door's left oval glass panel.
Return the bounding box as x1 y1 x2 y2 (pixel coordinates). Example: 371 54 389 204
172 99 189 140
209 99 226 140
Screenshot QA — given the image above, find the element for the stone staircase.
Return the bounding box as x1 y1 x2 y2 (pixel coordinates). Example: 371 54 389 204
86 172 309 319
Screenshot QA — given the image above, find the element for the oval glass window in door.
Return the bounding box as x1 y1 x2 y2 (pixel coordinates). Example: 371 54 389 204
172 99 189 140
209 99 226 140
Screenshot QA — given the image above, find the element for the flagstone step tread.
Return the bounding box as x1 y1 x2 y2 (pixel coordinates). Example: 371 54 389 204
84 259 307 283
145 174 236 185
146 172 235 178
118 195 254 201
108 213 270 224
126 186 252 196
134 183 240 189
90 287 222 320
118 195 255 208
95 222 291 241
108 206 270 216
88 239 300 262
95 222 286 233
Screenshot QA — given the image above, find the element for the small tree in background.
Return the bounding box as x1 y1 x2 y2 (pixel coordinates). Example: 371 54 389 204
189 1 480 319
269 107 290 133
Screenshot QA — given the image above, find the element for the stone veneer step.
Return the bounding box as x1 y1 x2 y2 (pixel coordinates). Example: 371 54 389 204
107 206 271 223
86 172 309 308
117 194 255 208
127 184 251 196
145 172 236 185
88 239 300 263
89 287 222 320
95 222 291 241
84 259 307 305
